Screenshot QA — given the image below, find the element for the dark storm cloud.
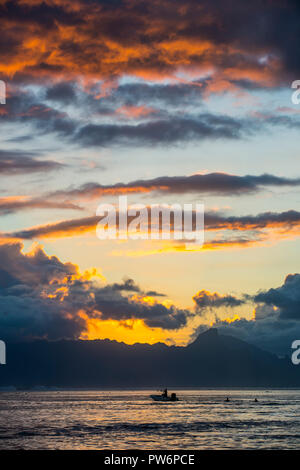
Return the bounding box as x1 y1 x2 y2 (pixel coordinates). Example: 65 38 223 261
0 85 252 146
2 241 300 350
5 209 300 241
111 278 142 293
0 0 82 27
254 274 300 321
0 243 77 285
111 278 166 297
0 293 87 342
51 173 300 199
74 114 249 147
193 290 245 311
0 90 77 137
1 0 299 84
41 78 293 128
194 274 300 355
3 81 300 148
145 290 166 298
45 82 77 104
85 79 279 114
0 243 189 341
0 149 63 175
92 81 207 109
91 285 189 329
205 210 300 231
115 82 204 106
44 81 205 109
2 168 300 217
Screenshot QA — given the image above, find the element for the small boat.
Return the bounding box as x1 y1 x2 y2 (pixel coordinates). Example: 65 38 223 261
150 389 179 402
150 394 178 402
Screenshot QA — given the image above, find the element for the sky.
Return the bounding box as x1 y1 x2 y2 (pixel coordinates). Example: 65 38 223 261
1 0 300 354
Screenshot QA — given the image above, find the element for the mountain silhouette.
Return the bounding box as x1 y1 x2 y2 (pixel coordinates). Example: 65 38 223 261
0 329 298 388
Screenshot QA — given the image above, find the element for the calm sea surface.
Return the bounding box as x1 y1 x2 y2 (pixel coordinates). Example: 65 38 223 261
0 389 300 449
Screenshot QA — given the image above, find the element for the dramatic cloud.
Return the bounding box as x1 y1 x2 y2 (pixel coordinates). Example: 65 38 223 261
1 242 300 353
95 82 206 109
44 81 207 110
1 1 299 150
205 210 300 231
3 80 299 149
1 0 299 86
1 0 300 354
45 81 77 104
0 149 63 175
91 287 189 330
193 290 244 311
74 113 249 147
0 196 81 215
111 278 142 293
0 243 190 341
51 173 300 199
0 86 262 146
254 273 300 321
6 215 99 239
0 91 77 138
195 274 300 355
6 210 300 245
111 277 165 297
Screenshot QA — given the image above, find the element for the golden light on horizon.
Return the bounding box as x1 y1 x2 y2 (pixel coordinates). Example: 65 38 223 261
80 315 192 346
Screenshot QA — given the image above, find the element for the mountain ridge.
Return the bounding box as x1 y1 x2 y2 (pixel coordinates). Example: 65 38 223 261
0 329 298 388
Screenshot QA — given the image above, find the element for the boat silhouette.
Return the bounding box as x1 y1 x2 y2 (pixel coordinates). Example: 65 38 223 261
150 389 179 402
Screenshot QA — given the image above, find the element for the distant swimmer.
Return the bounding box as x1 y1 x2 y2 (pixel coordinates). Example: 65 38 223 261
254 398 258 402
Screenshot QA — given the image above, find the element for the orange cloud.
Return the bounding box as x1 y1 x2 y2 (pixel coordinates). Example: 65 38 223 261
0 0 289 89
115 105 156 118
6 209 300 253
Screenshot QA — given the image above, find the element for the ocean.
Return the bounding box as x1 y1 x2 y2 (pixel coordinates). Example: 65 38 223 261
0 389 300 450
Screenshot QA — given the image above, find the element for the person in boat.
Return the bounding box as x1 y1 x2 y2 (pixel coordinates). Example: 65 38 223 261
225 397 230 402
162 388 168 398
